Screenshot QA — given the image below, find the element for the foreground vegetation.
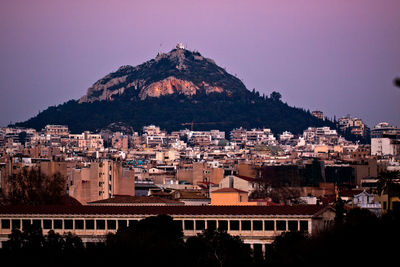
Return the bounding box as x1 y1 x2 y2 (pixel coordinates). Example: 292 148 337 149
1 209 399 267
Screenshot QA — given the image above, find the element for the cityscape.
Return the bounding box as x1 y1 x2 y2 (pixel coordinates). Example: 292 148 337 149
0 0 399 266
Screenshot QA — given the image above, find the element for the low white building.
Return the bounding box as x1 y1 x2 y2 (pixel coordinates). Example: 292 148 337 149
353 190 381 216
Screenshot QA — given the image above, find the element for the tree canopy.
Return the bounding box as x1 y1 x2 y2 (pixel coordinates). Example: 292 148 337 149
5 168 66 205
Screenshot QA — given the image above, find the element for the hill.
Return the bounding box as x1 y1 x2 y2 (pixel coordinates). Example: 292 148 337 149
15 44 339 135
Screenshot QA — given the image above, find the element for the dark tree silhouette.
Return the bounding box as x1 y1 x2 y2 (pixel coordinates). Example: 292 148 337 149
6 168 66 205
377 170 400 212
266 231 309 266
270 91 282 102
106 214 186 266
186 229 253 267
334 197 345 226
249 166 302 204
394 77 400 88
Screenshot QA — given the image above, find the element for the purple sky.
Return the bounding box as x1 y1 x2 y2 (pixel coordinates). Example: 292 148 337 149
1 0 399 129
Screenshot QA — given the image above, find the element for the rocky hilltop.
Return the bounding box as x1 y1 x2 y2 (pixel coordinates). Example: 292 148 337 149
79 44 248 103
15 44 342 137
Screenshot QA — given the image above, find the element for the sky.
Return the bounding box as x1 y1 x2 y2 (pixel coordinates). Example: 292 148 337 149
0 0 399 129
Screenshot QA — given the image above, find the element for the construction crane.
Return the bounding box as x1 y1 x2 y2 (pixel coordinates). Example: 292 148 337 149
181 121 229 131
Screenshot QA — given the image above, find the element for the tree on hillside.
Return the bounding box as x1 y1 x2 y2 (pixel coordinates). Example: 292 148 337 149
270 91 282 102
6 168 66 205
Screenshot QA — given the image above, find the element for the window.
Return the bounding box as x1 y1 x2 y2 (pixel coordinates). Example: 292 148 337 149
288 221 298 231
195 220 205 231
86 220 95 230
207 220 216 230
276 220 286 231
1 219 10 229
241 220 251 231
96 220 105 230
75 220 84 230
264 220 274 231
12 219 20 229
43 219 52 230
118 220 127 229
107 220 116 230
230 220 240 231
300 221 309 232
64 220 73 230
54 220 63 229
218 220 228 231
253 220 263 231
184 220 194 230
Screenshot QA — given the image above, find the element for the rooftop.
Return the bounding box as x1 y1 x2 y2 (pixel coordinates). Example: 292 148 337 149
0 204 331 217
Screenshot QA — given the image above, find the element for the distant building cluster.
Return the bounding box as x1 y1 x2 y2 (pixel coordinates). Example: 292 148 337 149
337 115 369 137
0 121 399 250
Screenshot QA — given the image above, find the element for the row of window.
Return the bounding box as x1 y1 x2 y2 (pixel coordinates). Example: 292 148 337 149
177 219 308 232
1 218 309 232
0 219 129 231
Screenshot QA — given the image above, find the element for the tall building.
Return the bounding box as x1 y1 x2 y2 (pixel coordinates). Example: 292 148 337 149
371 122 400 156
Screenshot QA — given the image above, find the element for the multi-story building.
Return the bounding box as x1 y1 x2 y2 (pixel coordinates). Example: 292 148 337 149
68 160 135 204
44 125 69 136
371 122 400 156
111 132 129 151
69 131 104 151
303 127 339 145
279 131 294 142
338 116 369 137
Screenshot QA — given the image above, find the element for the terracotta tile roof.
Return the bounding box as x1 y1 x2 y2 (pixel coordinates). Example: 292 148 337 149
0 205 331 217
236 175 256 182
176 190 208 200
212 188 248 193
87 195 183 205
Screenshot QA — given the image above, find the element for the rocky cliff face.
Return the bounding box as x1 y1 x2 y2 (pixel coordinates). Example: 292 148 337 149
79 46 249 103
